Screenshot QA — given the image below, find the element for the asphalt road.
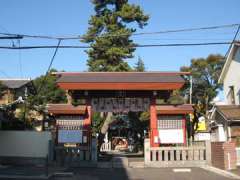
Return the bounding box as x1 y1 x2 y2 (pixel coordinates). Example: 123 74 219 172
51 167 239 180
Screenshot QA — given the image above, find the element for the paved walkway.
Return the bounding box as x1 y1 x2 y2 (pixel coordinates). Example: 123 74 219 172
1 164 239 180
50 167 240 180
231 167 240 176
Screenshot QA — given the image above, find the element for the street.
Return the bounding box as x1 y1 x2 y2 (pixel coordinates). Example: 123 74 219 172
51 167 239 180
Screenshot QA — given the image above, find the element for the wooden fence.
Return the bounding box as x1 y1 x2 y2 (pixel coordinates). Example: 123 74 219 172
144 139 211 167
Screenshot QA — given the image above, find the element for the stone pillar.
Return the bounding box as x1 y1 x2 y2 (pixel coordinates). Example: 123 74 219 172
144 138 151 165
205 140 212 165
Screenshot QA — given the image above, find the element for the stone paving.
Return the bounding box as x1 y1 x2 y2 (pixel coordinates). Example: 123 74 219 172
231 166 240 176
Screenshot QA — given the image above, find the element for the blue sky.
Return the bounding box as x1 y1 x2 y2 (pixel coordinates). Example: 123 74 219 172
0 0 240 79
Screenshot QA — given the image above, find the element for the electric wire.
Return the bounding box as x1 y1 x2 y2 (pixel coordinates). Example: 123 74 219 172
0 23 239 40
18 39 23 78
223 24 240 59
37 39 62 94
0 70 11 78
0 25 15 46
0 42 232 50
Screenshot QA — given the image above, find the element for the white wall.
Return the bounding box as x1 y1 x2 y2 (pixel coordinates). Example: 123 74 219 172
223 58 240 105
0 131 51 158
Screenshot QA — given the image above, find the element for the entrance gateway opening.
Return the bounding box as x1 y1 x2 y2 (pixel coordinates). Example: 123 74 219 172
47 72 193 166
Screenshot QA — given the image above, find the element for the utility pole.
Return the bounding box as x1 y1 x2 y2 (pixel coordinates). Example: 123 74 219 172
190 75 193 104
23 87 28 128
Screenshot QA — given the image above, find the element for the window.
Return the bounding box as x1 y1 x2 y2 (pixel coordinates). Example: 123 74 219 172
238 90 240 105
233 47 240 62
157 115 183 129
227 86 235 105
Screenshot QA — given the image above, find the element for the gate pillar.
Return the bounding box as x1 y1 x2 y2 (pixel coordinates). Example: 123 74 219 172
150 97 159 147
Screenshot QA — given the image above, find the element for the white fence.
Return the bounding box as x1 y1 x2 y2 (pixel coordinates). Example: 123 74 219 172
144 139 211 167
237 147 240 166
0 131 51 158
100 142 111 152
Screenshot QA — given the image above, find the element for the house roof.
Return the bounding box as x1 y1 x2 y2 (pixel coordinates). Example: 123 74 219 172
55 72 188 90
0 79 31 89
156 104 193 115
216 105 240 120
218 41 240 84
47 104 86 115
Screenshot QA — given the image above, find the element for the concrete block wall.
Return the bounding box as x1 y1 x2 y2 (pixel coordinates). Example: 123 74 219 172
0 131 52 158
211 142 237 170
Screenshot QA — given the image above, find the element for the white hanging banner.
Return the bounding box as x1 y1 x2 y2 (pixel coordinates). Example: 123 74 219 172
58 130 83 143
91 98 150 112
158 129 184 144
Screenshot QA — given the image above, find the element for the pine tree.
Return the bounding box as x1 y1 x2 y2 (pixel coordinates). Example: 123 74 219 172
81 1 149 150
134 56 146 71
82 0 149 72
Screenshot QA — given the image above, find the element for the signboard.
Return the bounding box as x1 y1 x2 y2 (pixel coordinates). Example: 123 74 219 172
58 130 82 143
91 98 150 112
158 129 184 144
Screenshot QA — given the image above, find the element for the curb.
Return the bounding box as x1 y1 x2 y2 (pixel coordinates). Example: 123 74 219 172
201 165 240 179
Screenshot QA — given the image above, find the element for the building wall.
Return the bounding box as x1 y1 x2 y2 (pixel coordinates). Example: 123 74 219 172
231 125 240 146
223 56 240 105
211 141 237 170
0 131 52 158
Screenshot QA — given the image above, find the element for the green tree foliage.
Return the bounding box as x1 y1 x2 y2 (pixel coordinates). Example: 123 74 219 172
181 54 224 114
82 0 149 72
134 56 146 72
181 54 224 139
0 81 7 98
28 69 67 107
167 90 185 105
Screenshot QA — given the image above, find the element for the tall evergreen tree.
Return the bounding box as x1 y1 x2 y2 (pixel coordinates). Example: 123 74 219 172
134 56 146 71
81 1 149 151
82 0 149 72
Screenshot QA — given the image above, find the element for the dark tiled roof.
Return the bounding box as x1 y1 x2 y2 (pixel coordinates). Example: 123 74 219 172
57 72 185 83
217 105 240 120
0 79 31 89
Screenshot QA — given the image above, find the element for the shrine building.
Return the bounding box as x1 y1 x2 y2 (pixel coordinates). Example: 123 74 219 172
47 72 193 155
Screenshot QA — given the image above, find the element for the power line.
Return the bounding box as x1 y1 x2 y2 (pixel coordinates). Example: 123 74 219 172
132 23 240 36
0 36 23 39
0 42 232 50
0 23 239 40
0 25 17 46
18 39 23 78
37 39 61 94
223 24 240 59
0 70 11 78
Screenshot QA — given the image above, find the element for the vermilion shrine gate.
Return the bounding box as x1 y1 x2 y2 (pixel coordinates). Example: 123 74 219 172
47 72 193 164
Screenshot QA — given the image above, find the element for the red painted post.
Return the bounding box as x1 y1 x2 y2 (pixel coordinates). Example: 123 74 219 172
83 99 92 147
150 97 159 147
